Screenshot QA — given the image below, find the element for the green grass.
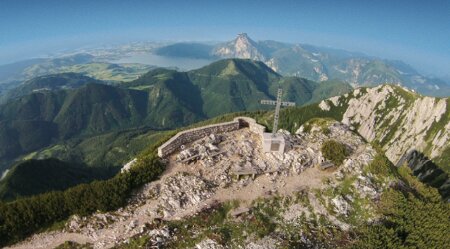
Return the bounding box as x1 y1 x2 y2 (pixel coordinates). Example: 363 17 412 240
302 117 334 133
345 196 372 226
365 152 398 179
165 201 242 248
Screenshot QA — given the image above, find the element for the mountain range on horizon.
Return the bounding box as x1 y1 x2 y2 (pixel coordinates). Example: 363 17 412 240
0 33 449 99
155 33 450 97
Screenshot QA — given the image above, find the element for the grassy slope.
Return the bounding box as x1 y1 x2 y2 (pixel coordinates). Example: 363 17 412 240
26 127 166 168
0 84 152 167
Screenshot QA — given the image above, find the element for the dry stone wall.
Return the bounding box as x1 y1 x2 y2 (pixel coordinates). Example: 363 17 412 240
158 117 265 158
238 116 266 134
157 117 266 158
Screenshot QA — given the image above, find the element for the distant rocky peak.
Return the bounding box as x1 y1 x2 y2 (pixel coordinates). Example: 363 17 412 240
237 32 249 38
213 33 266 61
234 33 258 49
235 33 252 43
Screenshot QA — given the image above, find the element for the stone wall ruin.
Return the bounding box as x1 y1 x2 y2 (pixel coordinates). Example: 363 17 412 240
157 117 266 158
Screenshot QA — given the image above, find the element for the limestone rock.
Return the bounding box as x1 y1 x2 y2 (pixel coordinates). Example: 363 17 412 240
159 172 215 217
195 239 224 249
337 85 449 163
148 226 171 248
121 158 137 173
331 195 351 216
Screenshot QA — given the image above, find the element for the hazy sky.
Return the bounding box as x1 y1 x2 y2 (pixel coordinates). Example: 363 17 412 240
0 0 449 76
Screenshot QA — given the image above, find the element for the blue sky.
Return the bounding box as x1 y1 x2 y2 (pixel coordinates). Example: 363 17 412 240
0 0 449 76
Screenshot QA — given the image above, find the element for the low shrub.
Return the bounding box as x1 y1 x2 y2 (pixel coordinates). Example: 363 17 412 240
321 140 349 166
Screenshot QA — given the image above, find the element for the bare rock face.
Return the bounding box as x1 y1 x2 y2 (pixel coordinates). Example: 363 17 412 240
342 85 398 142
67 215 82 232
213 33 266 61
245 237 281 249
148 226 171 248
431 121 450 158
158 172 215 217
323 85 449 164
386 96 446 161
331 195 352 216
121 158 137 173
195 239 224 249
319 100 331 111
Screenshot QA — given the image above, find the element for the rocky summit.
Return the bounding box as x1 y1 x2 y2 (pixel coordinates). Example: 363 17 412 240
7 118 382 248
2 84 449 249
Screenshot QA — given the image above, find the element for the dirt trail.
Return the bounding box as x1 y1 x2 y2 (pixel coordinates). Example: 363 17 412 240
7 168 330 249
7 233 92 249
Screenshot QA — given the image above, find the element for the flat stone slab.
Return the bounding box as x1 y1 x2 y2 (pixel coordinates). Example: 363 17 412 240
233 169 258 176
230 207 250 217
320 161 335 170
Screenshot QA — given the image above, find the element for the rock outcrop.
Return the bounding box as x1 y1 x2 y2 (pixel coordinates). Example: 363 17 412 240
7 119 381 249
397 150 449 200
320 85 449 165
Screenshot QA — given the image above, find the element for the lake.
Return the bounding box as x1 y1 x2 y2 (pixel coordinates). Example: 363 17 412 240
111 53 216 71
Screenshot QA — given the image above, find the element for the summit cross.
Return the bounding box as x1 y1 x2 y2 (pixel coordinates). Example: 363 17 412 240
260 88 295 136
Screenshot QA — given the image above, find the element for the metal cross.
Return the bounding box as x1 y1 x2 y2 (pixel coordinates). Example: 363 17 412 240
260 88 295 136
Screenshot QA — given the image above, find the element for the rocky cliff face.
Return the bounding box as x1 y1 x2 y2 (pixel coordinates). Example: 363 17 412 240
213 33 266 61
319 85 450 167
396 150 449 200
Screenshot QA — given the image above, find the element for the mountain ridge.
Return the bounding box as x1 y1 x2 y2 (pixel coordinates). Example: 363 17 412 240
156 34 450 97
0 73 102 104
266 84 449 172
0 59 351 171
